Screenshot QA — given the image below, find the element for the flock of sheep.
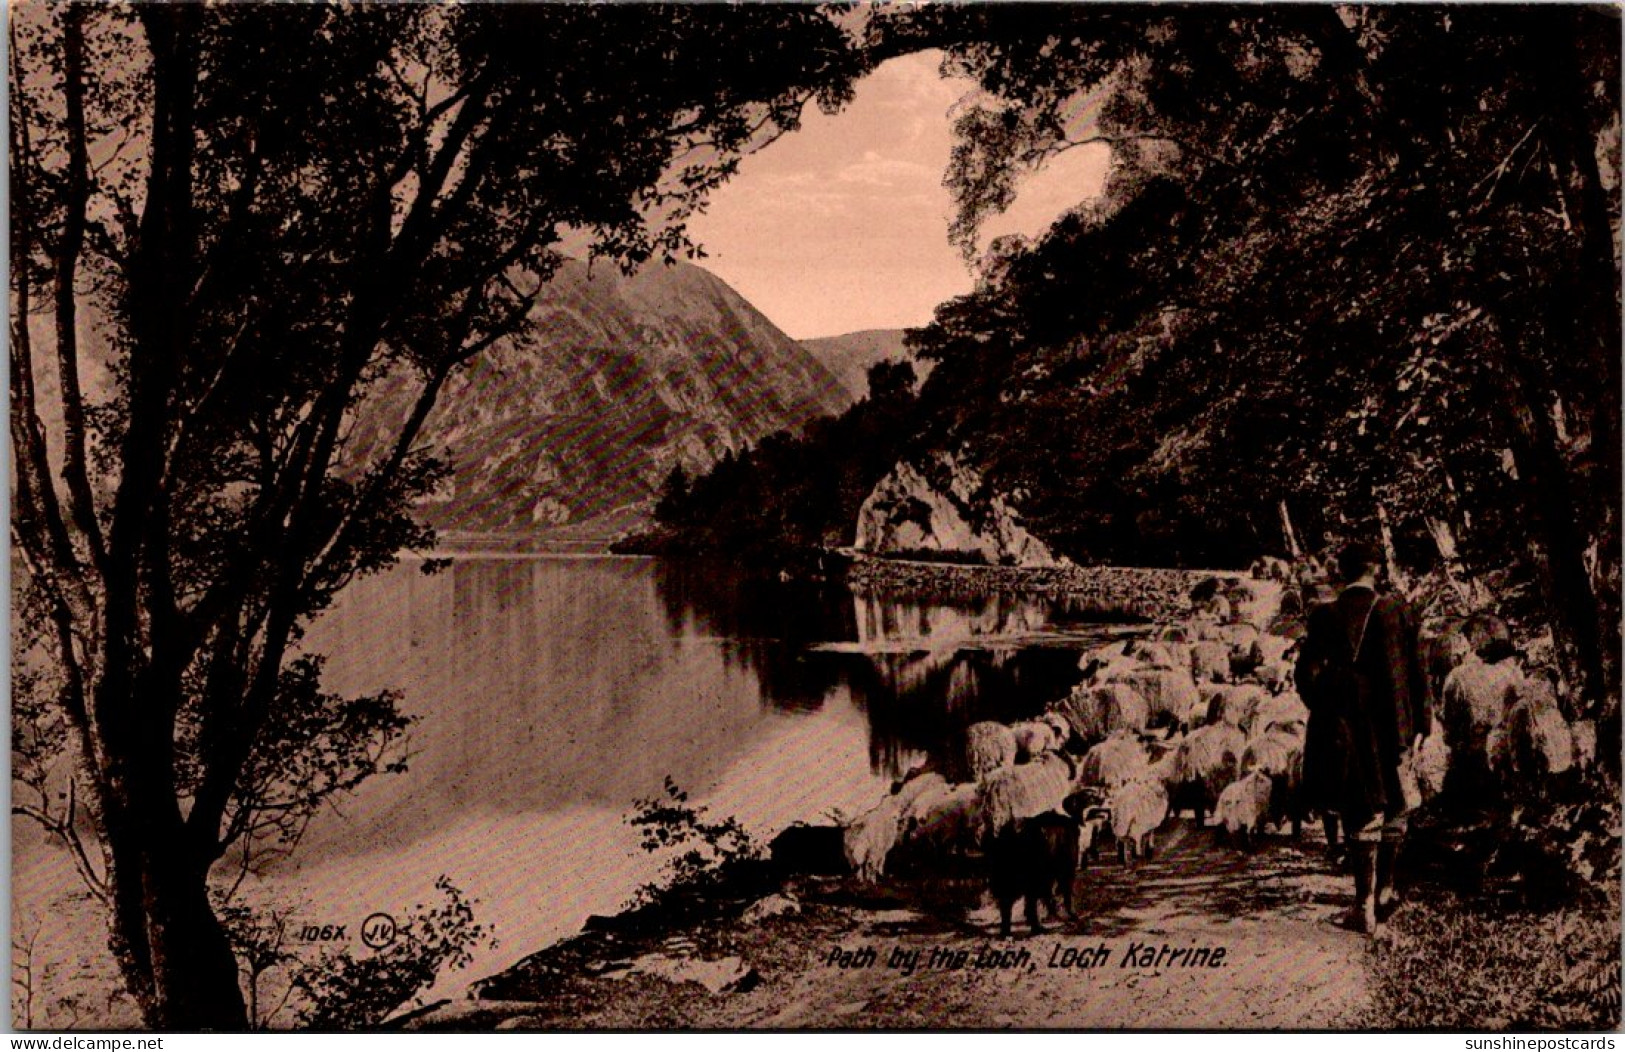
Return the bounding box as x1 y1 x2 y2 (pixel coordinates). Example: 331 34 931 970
841 583 1315 888
838 567 1597 908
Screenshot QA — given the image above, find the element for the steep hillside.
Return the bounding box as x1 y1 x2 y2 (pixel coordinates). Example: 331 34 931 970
349 258 847 537
800 328 915 402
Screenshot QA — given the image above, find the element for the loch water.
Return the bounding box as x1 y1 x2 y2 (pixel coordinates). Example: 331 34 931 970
15 554 1132 1001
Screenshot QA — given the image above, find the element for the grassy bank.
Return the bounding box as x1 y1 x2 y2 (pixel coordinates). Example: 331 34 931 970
1372 787 1623 1030
1372 886 1621 1030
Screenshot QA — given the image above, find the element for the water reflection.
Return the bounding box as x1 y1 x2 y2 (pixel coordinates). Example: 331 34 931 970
648 559 850 712
649 559 1096 781
299 557 791 860
294 556 1113 860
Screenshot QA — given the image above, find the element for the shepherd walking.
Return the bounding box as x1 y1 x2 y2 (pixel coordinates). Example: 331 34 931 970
1295 541 1434 936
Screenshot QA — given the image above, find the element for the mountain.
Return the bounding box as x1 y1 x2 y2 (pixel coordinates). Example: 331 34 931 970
800 328 915 402
350 258 848 540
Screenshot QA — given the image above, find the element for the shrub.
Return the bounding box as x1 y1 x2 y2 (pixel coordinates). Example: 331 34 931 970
216 899 299 1030
291 877 490 1030
624 777 763 917
1371 883 1621 1030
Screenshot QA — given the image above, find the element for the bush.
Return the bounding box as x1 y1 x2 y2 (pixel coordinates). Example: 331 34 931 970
292 877 490 1030
1381 766 1622 1029
623 777 764 919
1371 884 1621 1030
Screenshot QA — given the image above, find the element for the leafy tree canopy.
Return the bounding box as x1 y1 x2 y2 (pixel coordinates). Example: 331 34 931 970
10 2 866 1028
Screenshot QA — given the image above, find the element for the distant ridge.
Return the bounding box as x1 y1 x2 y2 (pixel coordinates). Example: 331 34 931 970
800 328 915 402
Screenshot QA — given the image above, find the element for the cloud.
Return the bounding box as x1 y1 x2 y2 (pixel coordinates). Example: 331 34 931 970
836 152 938 189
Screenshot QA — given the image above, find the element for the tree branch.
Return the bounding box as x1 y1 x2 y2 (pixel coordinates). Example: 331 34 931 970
11 781 110 908
52 6 110 578
1470 120 1542 210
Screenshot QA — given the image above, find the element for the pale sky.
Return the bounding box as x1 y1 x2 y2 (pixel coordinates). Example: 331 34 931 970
686 51 1112 341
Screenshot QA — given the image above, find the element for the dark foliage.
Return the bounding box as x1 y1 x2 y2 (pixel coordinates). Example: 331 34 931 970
622 777 771 924
1372 885 1621 1030
642 361 922 563
292 877 490 1031
670 7 1620 754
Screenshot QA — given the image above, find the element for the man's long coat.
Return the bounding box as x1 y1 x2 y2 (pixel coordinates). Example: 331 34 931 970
1295 585 1433 830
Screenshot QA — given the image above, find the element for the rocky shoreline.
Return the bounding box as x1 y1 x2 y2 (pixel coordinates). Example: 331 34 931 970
840 553 1239 623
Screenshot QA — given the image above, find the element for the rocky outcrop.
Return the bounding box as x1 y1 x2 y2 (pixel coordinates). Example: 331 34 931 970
853 454 1060 567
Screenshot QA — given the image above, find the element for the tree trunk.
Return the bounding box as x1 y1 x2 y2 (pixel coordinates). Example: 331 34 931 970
1483 308 1613 772
104 807 246 1030
1523 9 1623 744
1424 514 1483 608
52 6 106 568
1376 503 1407 592
94 10 249 1028
1278 498 1301 559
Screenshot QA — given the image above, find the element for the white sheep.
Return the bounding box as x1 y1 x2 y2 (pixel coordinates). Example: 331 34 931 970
900 781 982 856
1255 634 1294 667
1440 656 1524 764
1170 723 1245 826
1077 641 1137 683
1205 683 1269 731
843 792 905 882
1215 770 1275 845
1240 728 1305 836
1078 731 1152 789
1078 640 1129 670
891 770 949 817
1147 742 1183 789
1153 625 1192 644
1127 638 1192 674
1224 580 1277 633
1236 634 1294 675
1241 728 1303 782
1094 653 1146 687
1190 640 1231 684
1057 682 1149 743
965 721 1018 780
1251 660 1293 694
1246 691 1310 739
1412 731 1452 802
1106 776 1169 863
978 752 1077 846
1217 622 1262 652
1110 666 1202 728
1010 719 1062 763
1196 594 1234 624
1489 697 1575 781
1039 710 1072 743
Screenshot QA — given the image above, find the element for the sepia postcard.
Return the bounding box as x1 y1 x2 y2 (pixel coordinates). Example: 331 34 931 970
8 1 1622 1033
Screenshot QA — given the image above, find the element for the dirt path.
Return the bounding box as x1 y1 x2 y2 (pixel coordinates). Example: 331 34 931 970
486 818 1379 1030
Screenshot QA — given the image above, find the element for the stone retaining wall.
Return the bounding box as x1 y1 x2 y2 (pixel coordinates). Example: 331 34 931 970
840 555 1242 622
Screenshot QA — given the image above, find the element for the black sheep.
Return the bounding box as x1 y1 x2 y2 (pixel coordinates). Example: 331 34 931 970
988 812 1081 937
769 823 849 877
